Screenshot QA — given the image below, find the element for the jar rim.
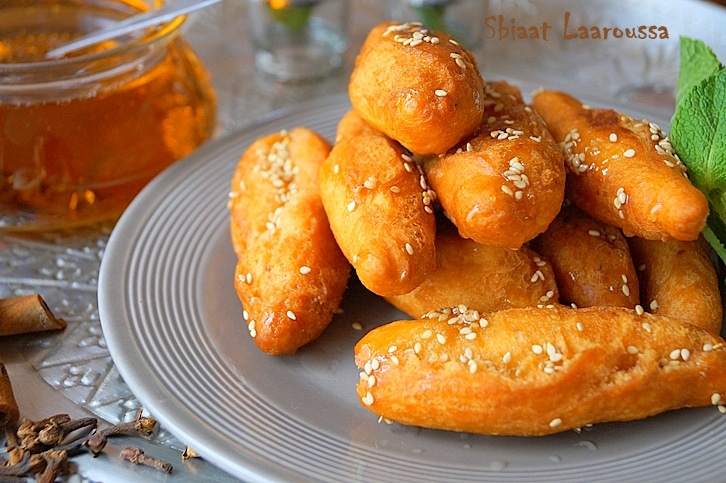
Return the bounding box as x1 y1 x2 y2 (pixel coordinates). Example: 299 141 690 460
0 3 187 71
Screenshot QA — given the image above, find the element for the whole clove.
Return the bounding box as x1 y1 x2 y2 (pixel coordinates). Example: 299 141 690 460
84 410 157 456
119 446 173 474
36 450 68 483
1 409 178 480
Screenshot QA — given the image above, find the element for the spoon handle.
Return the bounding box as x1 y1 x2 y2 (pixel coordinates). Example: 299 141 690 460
45 0 223 59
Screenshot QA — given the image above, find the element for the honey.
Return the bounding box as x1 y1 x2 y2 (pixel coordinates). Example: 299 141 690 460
0 0 217 230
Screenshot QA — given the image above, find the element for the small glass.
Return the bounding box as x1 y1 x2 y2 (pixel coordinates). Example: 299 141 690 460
248 0 349 83
0 0 217 231
385 0 488 51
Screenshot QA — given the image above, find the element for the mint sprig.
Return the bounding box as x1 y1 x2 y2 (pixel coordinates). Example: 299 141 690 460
671 37 726 263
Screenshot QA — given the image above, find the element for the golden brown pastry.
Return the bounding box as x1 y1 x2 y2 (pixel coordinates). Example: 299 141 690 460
348 21 484 155
629 236 722 334
385 221 559 317
319 126 436 297
531 204 640 309
229 128 350 355
355 305 726 436
335 109 379 142
531 89 708 241
423 81 566 248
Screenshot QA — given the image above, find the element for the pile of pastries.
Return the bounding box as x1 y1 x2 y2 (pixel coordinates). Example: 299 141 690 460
228 22 726 436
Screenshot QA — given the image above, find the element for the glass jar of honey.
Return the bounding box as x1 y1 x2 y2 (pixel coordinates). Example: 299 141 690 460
0 0 217 231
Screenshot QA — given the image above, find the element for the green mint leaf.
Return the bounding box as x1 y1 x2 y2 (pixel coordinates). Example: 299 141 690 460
676 37 723 106
672 69 726 194
671 37 726 264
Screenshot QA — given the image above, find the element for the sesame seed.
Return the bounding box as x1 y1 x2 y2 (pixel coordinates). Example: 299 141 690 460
371 359 380 370
362 391 374 406
622 284 631 297
299 266 312 275
669 349 681 360
422 329 433 339
405 243 414 255
650 300 659 311
468 360 478 374
549 418 563 428
642 322 652 333
627 345 639 355
623 149 636 158
286 310 297 320
532 344 544 355
389 185 401 193
435 89 448 97
465 332 477 341
635 305 644 315
503 351 512 363
712 393 722 405
588 229 601 237
414 342 422 353
609 133 618 142
681 348 691 361
704 343 714 352
436 333 447 344
333 164 340 174
576 322 584 331
347 201 356 212
364 176 377 189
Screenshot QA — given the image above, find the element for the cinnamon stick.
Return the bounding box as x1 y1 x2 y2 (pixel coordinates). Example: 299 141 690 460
0 295 66 336
0 356 19 428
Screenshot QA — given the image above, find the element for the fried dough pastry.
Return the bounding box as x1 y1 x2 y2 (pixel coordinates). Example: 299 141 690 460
348 21 484 155
629 236 722 334
355 305 726 436
531 89 708 241
335 109 378 142
319 127 436 296
229 128 350 355
423 81 566 248
385 222 559 317
531 204 639 309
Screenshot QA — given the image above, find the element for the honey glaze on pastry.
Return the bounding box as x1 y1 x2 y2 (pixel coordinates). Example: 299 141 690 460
229 127 350 355
320 119 436 297
385 221 559 318
532 89 708 241
424 81 566 248
355 305 726 436
349 21 485 155
531 204 640 309
628 236 723 334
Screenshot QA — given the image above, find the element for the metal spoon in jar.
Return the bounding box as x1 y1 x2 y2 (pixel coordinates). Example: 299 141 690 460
45 0 223 59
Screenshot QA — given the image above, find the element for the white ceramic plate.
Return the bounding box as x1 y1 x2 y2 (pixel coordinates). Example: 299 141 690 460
98 88 726 483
